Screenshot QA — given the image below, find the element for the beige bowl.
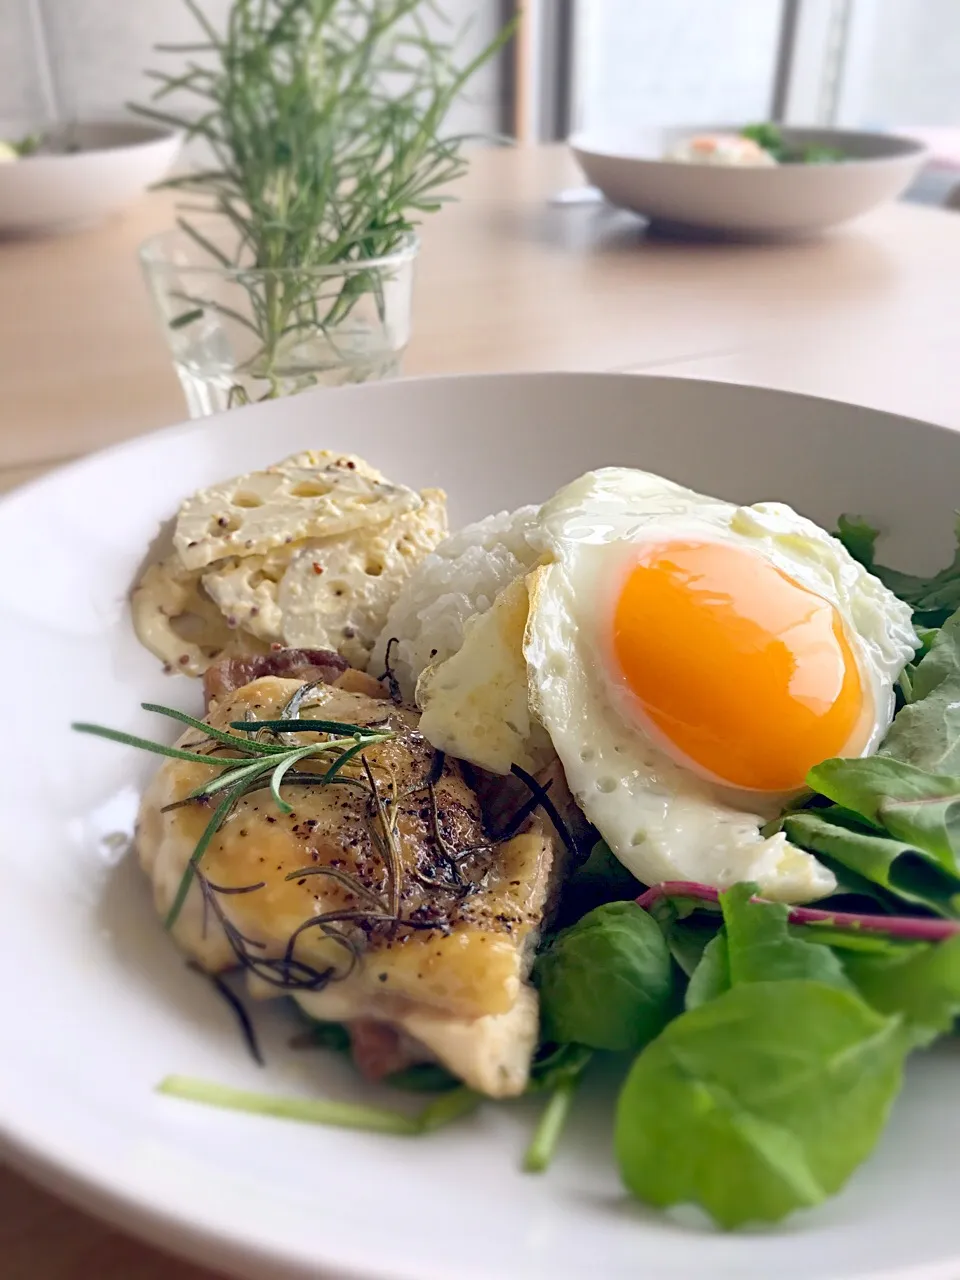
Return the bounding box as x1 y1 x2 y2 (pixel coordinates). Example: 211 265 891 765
570 126 928 237
0 119 180 236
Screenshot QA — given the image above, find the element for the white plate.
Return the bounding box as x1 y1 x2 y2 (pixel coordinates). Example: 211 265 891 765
3 372 960 1280
0 119 180 235
569 126 927 237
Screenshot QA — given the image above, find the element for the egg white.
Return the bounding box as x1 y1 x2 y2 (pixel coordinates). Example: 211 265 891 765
524 468 917 901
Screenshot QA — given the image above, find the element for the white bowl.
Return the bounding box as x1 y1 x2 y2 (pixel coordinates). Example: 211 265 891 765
570 126 928 237
3 372 960 1280
0 119 180 235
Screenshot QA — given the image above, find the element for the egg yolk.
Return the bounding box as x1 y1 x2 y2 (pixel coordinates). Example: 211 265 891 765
612 540 865 792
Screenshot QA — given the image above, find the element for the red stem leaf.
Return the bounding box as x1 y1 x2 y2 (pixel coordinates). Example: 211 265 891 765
636 880 960 943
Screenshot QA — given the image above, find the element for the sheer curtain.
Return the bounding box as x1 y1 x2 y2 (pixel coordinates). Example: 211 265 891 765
571 0 960 138
573 0 783 134
834 0 960 127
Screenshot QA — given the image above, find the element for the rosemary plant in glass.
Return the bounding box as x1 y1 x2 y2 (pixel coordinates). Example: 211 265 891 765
136 0 513 416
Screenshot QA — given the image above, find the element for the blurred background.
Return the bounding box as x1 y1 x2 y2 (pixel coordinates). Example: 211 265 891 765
5 0 959 150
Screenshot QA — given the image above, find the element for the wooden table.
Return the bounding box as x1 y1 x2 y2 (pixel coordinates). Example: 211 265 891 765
3 143 960 1278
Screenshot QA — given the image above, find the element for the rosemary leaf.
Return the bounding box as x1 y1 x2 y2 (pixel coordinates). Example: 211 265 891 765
141 703 285 754
230 717 374 736
269 743 323 813
72 722 243 767
165 786 242 929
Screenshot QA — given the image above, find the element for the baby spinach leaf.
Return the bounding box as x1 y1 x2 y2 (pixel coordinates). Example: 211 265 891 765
683 885 850 1010
615 979 906 1228
836 514 960 627
843 932 960 1045
785 809 960 918
720 884 853 991
835 513 881 568
684 933 729 1009
556 840 641 926
536 902 679 1052
644 890 722 976
527 1042 594 1094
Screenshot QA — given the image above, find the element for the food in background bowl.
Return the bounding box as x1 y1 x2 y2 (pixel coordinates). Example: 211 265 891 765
667 123 844 167
666 132 778 167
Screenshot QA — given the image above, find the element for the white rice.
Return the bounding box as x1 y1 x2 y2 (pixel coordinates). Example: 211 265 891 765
369 505 542 701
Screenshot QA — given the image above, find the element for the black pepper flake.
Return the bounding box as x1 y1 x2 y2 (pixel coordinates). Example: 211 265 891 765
378 972 387 982
216 515 229 527
297 878 306 886
266 816 276 824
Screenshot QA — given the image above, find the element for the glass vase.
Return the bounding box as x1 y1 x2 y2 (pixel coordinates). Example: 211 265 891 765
140 225 418 418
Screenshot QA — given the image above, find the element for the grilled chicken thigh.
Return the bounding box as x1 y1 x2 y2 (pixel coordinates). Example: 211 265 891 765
137 657 560 1096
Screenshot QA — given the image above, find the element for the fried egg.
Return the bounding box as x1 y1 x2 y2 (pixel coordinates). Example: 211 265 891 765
667 133 778 167
523 469 917 901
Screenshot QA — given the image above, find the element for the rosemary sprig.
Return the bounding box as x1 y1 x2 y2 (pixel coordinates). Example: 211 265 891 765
72 703 394 929
134 0 516 400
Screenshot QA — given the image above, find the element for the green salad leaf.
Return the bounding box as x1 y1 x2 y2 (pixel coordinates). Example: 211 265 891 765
881 609 960 773
644 891 722 976
555 840 641 927
615 980 906 1228
684 933 729 1009
836 513 960 627
808 757 960 868
842 932 960 1043
721 884 852 990
785 808 960 917
684 885 851 1008
523 1044 594 1173
740 121 785 159
536 902 679 1051
739 123 842 164
785 619 960 918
